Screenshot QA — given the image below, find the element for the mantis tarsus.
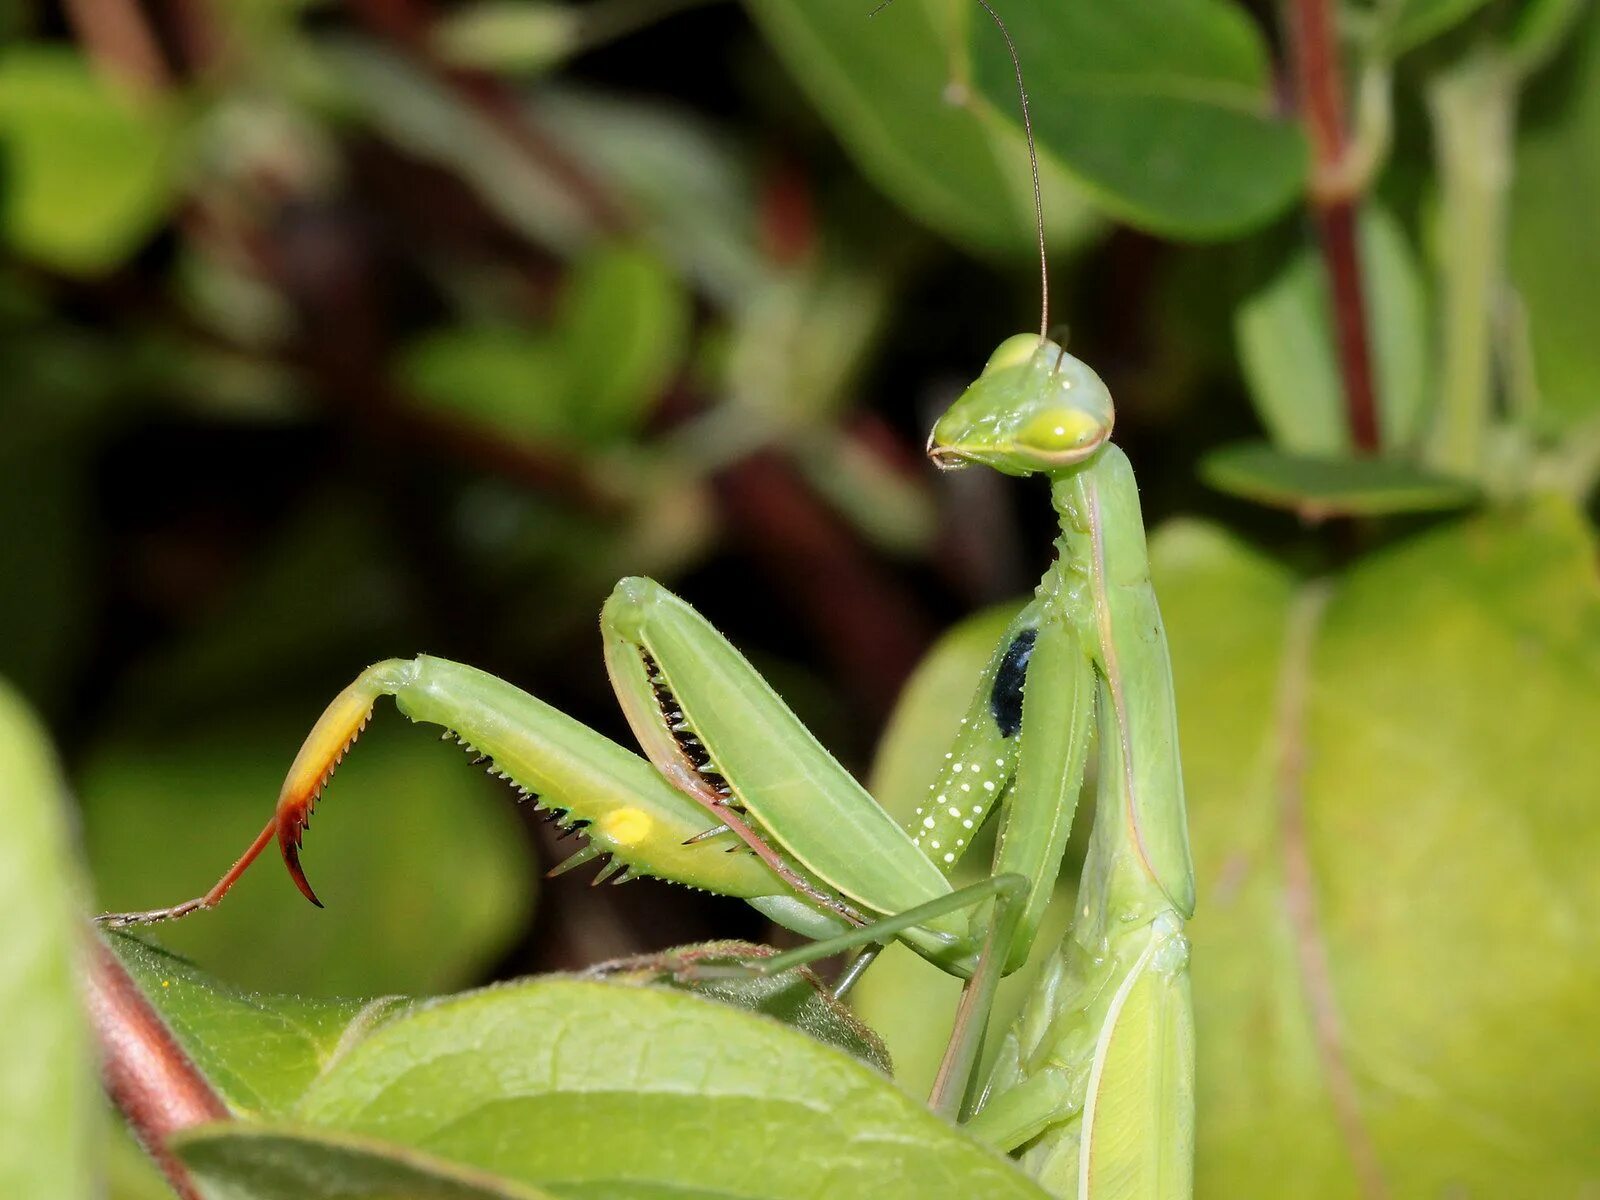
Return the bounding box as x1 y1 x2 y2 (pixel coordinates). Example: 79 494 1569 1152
100 7 1196 1197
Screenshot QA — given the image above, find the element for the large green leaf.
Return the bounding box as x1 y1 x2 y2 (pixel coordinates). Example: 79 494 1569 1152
0 679 95 1200
83 713 534 997
1235 206 1431 455
1152 501 1600 1196
1509 3 1600 434
969 0 1304 238
107 934 413 1116
0 46 175 272
743 0 1098 254
176 1124 559 1199
293 978 1050 1198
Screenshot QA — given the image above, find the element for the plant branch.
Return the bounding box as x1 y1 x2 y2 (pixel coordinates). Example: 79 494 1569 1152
85 934 229 1200
1285 0 1381 454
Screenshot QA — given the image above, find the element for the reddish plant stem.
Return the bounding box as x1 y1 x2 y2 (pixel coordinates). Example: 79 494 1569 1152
1284 0 1381 454
85 935 229 1200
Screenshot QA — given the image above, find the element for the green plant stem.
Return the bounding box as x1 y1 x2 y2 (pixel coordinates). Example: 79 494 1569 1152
1424 51 1515 477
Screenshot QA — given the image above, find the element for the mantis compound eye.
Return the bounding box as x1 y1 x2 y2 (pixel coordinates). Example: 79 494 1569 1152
1017 408 1106 456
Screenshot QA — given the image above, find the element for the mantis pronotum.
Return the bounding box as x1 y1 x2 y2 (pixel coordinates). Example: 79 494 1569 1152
101 6 1196 1196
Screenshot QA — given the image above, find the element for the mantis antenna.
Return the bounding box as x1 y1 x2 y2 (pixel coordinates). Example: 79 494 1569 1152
869 0 1050 338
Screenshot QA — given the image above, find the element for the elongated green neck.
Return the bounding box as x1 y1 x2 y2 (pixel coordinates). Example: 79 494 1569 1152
1043 445 1196 941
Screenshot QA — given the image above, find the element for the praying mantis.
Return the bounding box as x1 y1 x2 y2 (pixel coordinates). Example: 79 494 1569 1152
100 7 1196 1197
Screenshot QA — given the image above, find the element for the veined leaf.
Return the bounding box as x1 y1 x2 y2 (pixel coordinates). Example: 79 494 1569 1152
970 0 1305 238
293 977 1050 1198
1154 501 1600 1195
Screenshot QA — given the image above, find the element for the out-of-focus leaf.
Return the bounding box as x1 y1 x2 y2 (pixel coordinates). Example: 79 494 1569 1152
743 0 1098 255
178 1124 559 1199
1384 0 1496 51
792 428 936 556
1200 442 1477 517
558 243 688 444
82 714 534 997
402 326 572 444
292 978 1049 1198
576 940 891 1072
433 2 582 74
403 243 685 449
108 935 412 1116
970 0 1304 238
722 262 890 430
537 90 764 306
1509 3 1600 434
312 42 589 252
1236 205 1430 455
0 46 174 272
0 679 95 1200
1153 502 1600 1195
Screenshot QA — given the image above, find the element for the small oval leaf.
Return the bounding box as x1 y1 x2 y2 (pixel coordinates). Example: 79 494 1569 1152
1200 442 1477 518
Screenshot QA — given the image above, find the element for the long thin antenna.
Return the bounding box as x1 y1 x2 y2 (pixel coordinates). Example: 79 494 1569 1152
875 0 1050 338
971 0 1049 339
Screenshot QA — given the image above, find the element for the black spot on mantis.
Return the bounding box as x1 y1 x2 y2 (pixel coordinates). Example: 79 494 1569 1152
989 627 1037 738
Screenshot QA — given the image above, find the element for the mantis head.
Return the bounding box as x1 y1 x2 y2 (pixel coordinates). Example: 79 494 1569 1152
927 334 1114 476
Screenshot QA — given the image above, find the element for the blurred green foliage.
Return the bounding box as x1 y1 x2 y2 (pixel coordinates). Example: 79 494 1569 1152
2 0 1599 1195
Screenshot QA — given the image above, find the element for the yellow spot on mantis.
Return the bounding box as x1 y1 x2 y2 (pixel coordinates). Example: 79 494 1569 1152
598 807 652 846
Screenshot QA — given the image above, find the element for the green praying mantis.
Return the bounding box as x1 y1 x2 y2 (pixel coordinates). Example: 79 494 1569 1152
100 7 1197 1197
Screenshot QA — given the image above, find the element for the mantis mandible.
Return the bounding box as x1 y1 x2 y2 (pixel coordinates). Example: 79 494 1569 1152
100 7 1196 1195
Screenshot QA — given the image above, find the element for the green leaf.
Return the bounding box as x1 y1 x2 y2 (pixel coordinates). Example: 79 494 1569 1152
742 0 1098 254
1152 501 1600 1195
433 3 582 75
1236 206 1430 455
1386 0 1496 53
1200 442 1477 517
294 978 1050 1199
176 1123 560 1199
0 46 175 272
969 0 1305 238
576 941 891 1073
403 243 686 450
82 713 534 997
557 243 688 444
0 679 95 1200
402 326 574 446
1509 2 1600 434
107 934 413 1116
